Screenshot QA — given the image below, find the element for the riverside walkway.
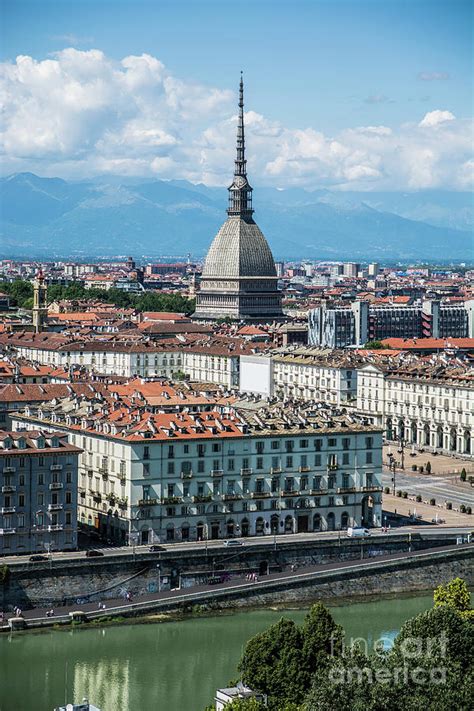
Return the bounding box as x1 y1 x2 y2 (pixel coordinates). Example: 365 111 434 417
2 543 472 631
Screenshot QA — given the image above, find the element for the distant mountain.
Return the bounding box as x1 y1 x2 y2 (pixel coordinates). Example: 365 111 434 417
0 173 472 261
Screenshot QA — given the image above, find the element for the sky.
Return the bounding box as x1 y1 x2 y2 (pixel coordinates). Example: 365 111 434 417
1 0 472 191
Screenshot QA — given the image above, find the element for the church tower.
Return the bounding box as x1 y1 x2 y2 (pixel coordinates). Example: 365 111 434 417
32 270 48 333
193 75 283 321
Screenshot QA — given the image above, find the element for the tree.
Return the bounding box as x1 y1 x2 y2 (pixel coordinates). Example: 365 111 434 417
364 340 386 349
433 577 472 616
460 468 467 482
426 461 431 474
301 602 344 681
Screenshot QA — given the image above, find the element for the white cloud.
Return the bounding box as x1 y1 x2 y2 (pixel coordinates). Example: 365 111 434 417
419 110 456 128
0 49 472 191
418 72 450 81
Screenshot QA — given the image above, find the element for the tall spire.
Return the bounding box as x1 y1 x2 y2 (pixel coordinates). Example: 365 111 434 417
227 72 254 221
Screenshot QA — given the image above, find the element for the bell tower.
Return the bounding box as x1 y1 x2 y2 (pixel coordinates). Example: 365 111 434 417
32 270 48 333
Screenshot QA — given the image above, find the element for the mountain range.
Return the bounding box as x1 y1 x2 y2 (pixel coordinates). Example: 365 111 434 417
0 172 472 261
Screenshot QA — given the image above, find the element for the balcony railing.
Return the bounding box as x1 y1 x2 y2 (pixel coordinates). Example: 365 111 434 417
0 527 16 535
48 524 63 532
310 489 328 495
180 471 193 479
362 486 383 493
48 503 64 512
337 487 357 494
161 496 182 505
280 490 299 497
192 494 212 503
299 466 311 472
223 493 242 501
49 482 63 490
138 498 158 506
240 468 253 476
1 485 16 493
50 464 63 471
1 506 16 514
270 467 282 474
2 467 15 474
210 469 224 477
251 491 270 499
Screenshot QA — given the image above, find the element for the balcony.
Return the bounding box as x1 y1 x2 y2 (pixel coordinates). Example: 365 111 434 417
223 493 242 501
48 524 63 532
50 464 63 471
1 506 16 514
138 498 158 506
1 485 16 493
2 467 15 474
192 494 212 503
180 471 193 479
310 489 328 496
327 465 339 471
92 492 102 502
161 496 182 505
240 468 253 476
270 467 282 474
299 466 311 472
49 482 63 490
210 469 224 478
0 528 16 535
251 491 270 499
362 486 383 493
337 487 357 494
48 503 64 512
280 490 299 497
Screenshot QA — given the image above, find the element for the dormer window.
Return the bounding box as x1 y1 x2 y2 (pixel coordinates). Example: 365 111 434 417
17 438 26 449
36 437 45 449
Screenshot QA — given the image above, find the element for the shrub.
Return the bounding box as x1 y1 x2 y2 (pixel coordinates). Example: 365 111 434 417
416 495 422 503
426 461 432 474
460 468 466 482
430 498 436 506
402 491 408 499
411 464 417 472
418 466 424 474
466 506 472 515
0 564 10 585
446 502 452 510
460 504 466 514
384 486 390 494
396 490 402 497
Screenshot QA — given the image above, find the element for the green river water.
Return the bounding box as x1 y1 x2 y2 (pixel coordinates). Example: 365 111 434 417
0 595 434 711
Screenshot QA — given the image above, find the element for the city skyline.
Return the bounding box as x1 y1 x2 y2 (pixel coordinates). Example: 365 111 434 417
1 0 472 192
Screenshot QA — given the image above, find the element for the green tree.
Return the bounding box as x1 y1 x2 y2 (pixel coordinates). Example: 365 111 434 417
460 468 467 482
364 340 386 350
433 577 472 616
301 602 344 682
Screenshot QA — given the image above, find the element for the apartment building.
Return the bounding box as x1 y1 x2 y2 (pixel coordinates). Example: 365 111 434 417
0 429 81 555
12 400 383 545
357 360 473 457
240 349 360 405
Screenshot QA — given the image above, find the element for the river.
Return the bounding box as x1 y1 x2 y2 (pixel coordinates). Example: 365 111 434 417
0 594 434 711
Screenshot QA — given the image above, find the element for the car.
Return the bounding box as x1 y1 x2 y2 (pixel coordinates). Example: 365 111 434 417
149 544 165 552
223 539 244 547
29 554 48 562
347 527 371 538
85 549 104 558
208 576 223 585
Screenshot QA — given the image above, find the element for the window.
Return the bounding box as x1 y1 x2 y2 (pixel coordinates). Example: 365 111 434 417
314 454 321 467
328 438 337 447
271 440 280 450
365 437 373 449
301 476 308 490
38 456 44 467
143 446 150 460
143 463 150 477
66 471 72 483
285 440 294 453
213 480 220 495
256 500 264 511
17 514 25 528
228 458 235 471
37 493 44 505
197 444 206 457
255 479 264 493
66 491 72 504
212 443 221 453
313 476 321 490
65 511 72 525
300 454 307 467
256 441 264 454
342 452 349 465
328 475 336 489
167 461 175 475
342 438 350 450
366 473 373 487
342 474 349 488
227 480 235 495
19 474 25 486
166 507 175 517
142 485 150 500
286 456 293 469
19 494 25 507
183 444 189 454
183 483 190 497
242 458 249 471
168 445 174 459
300 439 309 448
38 473 44 486
328 496 335 507
314 439 322 451
271 477 279 493
242 478 250 494
285 477 294 493
256 457 264 470
167 484 175 497
197 483 205 496
366 452 373 464
198 460 205 473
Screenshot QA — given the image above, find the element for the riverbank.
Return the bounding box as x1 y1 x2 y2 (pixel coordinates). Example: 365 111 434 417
2 543 472 634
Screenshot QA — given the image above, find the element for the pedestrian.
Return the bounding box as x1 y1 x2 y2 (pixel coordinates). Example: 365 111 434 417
101 603 106 610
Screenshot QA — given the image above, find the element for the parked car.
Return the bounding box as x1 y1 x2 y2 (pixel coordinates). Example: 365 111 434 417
347 527 371 538
223 539 244 547
85 549 104 557
149 544 165 552
29 554 48 562
208 576 223 585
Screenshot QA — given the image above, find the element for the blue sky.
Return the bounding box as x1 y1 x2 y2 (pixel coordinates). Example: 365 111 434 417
1 0 472 189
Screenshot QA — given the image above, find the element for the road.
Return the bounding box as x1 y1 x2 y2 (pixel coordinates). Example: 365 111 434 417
2 526 472 566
